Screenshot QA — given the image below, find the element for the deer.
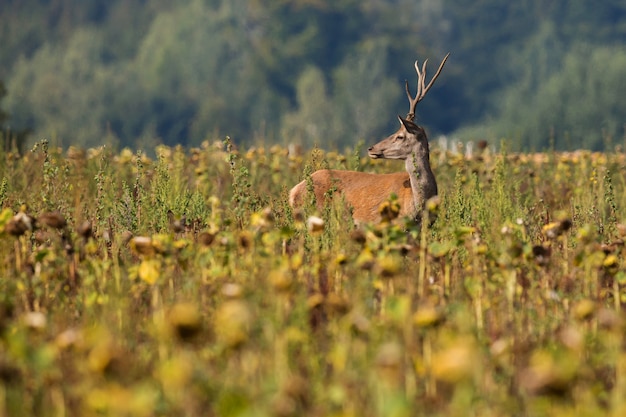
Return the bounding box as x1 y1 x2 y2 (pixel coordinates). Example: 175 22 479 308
289 53 450 225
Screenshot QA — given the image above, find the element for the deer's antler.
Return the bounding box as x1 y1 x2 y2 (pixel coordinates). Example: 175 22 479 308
405 53 450 121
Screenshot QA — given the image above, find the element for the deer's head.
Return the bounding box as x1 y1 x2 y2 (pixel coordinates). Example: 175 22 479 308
368 116 427 160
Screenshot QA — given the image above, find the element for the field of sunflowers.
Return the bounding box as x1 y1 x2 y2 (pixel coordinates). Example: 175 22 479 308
0 137 626 416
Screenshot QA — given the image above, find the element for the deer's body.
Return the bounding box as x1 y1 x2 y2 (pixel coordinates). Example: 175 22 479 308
289 54 448 225
289 170 413 223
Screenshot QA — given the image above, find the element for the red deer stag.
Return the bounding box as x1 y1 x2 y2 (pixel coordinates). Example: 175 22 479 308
289 53 449 224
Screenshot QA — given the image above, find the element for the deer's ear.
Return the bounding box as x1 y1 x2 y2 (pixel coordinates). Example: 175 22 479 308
398 116 420 134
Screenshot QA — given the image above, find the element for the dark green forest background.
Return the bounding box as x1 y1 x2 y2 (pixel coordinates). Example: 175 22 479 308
1 0 626 151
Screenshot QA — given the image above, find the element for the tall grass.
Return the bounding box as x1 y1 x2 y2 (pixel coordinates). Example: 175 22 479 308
0 139 625 416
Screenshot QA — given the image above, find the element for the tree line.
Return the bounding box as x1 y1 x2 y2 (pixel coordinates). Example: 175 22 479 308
1 0 625 151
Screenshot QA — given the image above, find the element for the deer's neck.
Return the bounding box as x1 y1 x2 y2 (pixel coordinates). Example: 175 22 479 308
405 142 437 219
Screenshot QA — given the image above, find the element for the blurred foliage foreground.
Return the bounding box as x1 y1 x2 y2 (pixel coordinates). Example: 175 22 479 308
1 138 626 417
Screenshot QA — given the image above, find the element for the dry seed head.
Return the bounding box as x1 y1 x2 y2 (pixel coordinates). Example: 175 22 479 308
576 224 593 243
375 342 403 369
0 361 22 384
306 216 325 234
221 283 243 299
168 303 202 342
4 220 28 236
334 253 348 265
292 208 305 224
289 253 304 270
325 293 350 316
531 245 551 267
519 350 578 396
138 259 161 284
23 311 47 330
56 328 83 350
87 146 104 160
261 206 275 223
350 312 371 334
77 220 93 239
413 305 445 328
207 195 221 207
306 293 324 309
558 325 583 352
269 144 283 155
542 222 562 239
115 147 134 164
355 248 375 270
431 341 477 383
158 355 193 393
85 240 99 255
238 231 253 249
543 219 572 239
426 195 441 213
601 242 620 254
173 238 188 251
559 218 572 232
378 199 400 222
506 240 524 258
349 229 367 245
376 254 401 278
596 308 622 330
87 339 121 375
603 254 619 274
33 229 51 245
151 234 173 255
279 375 310 409
67 146 86 160
572 299 595 321
602 250 619 268
198 231 216 246
475 243 488 255
6 212 34 236
269 268 293 292
38 211 67 229
214 300 252 348
130 236 154 256
375 342 404 384
250 212 270 231
489 338 511 358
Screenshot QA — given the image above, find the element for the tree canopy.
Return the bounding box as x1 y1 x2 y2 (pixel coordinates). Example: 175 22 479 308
1 0 625 151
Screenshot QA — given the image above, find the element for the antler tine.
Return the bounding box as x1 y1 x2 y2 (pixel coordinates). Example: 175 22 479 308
405 60 421 121
405 53 450 121
422 52 450 98
419 59 428 100
404 79 414 108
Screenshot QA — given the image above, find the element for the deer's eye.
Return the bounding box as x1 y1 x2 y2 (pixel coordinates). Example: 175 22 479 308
395 135 404 141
